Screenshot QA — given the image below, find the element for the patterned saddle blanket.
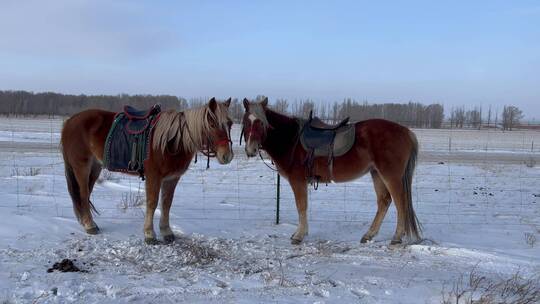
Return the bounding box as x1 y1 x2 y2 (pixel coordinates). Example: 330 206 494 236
103 104 161 178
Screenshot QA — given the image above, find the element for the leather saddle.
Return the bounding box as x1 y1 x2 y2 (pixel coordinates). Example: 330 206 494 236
308 116 350 130
123 105 161 134
124 105 161 119
299 111 356 185
104 104 161 179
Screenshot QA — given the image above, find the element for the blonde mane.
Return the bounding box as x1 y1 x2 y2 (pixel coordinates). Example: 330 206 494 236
152 103 230 155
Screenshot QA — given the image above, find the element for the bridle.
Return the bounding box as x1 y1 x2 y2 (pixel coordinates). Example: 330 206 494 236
239 114 267 147
239 115 279 172
200 135 231 157
192 114 233 169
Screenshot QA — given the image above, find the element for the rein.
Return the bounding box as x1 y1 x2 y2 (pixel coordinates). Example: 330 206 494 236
258 150 279 172
240 123 279 172
239 126 244 146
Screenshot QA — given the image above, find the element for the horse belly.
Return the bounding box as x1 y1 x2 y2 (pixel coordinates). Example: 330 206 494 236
313 151 371 183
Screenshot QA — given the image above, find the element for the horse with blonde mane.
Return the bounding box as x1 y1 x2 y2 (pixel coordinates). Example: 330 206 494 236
61 98 233 244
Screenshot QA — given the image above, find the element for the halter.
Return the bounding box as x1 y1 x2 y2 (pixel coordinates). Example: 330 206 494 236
240 117 279 172
174 109 231 169
197 119 232 169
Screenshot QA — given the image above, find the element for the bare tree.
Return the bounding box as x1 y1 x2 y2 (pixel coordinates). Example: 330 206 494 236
426 104 444 128
301 100 315 118
451 107 466 128
330 102 339 122
466 107 482 129
229 98 242 122
502 105 523 130
486 105 492 128
273 98 289 114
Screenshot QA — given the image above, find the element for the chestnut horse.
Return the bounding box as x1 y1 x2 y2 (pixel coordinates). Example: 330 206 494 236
61 98 234 244
242 98 421 245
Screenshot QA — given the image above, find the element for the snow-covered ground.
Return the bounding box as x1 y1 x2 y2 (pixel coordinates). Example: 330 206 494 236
0 117 539 303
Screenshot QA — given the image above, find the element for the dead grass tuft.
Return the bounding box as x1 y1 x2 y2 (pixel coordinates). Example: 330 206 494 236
524 232 536 248
11 167 41 176
118 192 144 210
442 267 540 304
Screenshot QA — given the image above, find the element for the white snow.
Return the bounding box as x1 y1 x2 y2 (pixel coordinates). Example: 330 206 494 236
0 117 539 303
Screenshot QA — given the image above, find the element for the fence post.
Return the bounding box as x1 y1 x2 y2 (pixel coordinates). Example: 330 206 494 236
276 173 281 225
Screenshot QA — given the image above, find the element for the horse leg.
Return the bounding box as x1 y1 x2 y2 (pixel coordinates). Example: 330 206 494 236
382 176 407 245
88 158 102 193
361 170 392 243
159 176 180 244
72 160 99 234
290 180 308 245
143 174 162 244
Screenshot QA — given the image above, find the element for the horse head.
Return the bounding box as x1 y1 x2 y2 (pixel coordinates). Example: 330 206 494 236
242 97 270 157
206 97 234 164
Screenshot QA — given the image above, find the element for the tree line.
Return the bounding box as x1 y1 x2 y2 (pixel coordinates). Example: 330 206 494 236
448 105 524 130
0 90 528 130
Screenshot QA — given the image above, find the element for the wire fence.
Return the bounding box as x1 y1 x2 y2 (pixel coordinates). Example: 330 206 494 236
0 116 539 231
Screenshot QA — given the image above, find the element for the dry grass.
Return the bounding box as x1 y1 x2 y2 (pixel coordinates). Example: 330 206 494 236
524 232 536 248
442 267 540 304
172 235 220 265
11 167 41 176
96 170 116 184
524 157 536 168
118 192 144 210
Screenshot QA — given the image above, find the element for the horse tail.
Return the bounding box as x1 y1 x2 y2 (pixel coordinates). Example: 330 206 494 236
61 146 84 222
402 130 422 241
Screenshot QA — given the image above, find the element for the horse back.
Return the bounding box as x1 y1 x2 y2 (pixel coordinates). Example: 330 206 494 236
61 109 116 162
355 118 417 172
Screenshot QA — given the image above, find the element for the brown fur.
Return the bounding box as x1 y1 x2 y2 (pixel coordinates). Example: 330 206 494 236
60 98 233 242
242 98 421 245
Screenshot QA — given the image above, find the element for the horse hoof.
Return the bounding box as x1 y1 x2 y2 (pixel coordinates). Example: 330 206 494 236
85 226 100 235
163 234 175 244
145 238 160 245
360 236 371 243
390 239 402 245
291 238 302 245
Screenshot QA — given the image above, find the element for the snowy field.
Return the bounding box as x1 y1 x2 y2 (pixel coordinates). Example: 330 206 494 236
1 117 539 303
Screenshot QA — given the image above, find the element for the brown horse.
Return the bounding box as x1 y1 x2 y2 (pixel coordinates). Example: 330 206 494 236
242 98 421 245
61 98 234 244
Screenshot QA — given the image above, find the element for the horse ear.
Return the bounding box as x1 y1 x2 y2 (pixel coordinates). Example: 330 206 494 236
208 97 217 112
261 97 268 108
224 97 231 107
243 98 250 110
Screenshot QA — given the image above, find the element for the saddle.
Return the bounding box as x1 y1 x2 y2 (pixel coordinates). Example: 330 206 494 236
103 104 161 179
299 112 356 186
124 105 160 120
308 116 350 130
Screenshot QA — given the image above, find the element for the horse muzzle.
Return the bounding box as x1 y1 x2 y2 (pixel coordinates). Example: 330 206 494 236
216 147 234 164
244 143 259 158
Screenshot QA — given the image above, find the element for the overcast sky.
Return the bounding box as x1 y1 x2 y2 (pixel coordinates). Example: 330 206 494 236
1 1 539 119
